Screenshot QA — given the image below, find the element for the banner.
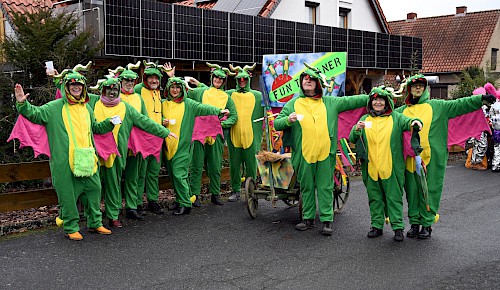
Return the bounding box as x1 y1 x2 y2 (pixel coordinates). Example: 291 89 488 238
261 52 347 107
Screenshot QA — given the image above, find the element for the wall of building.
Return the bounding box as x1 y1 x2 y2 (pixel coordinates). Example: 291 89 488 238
481 18 500 73
270 0 382 32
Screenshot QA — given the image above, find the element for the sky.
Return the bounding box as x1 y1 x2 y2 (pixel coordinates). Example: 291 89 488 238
378 0 500 22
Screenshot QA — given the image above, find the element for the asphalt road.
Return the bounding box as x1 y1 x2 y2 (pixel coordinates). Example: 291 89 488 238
1 161 500 289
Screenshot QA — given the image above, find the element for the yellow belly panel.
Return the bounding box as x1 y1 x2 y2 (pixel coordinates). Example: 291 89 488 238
162 101 185 160
365 116 393 181
402 104 432 172
94 101 126 167
230 92 255 149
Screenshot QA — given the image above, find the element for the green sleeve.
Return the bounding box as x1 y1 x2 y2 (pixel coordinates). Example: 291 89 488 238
90 109 114 134
189 98 220 116
87 93 100 110
333 94 369 112
16 101 52 125
221 95 238 129
134 83 143 95
188 87 205 102
439 94 483 119
349 123 362 144
128 104 170 138
140 97 148 116
274 100 295 131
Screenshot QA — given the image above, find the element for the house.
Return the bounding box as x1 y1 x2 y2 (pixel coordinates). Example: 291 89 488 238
1 0 422 95
389 6 500 99
0 0 54 42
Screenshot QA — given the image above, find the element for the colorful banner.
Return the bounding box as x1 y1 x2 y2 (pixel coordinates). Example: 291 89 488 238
261 52 347 107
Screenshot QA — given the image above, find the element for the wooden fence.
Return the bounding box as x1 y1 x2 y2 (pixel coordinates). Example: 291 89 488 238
0 149 230 212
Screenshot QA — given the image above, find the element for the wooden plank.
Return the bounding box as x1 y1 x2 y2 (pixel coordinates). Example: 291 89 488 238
0 161 51 183
158 167 230 190
0 189 58 212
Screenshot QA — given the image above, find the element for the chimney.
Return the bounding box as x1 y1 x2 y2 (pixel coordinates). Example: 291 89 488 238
456 6 467 15
407 12 417 20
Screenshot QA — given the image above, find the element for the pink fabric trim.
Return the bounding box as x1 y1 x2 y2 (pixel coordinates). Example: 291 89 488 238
338 107 367 140
7 115 51 158
448 109 491 150
191 115 223 143
128 126 164 162
93 132 120 161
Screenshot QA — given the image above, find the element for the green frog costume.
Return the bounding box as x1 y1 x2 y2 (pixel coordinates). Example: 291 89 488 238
349 86 421 241
395 74 487 238
162 77 224 214
188 63 238 205
274 63 368 236
16 68 114 239
225 63 264 202
91 77 170 226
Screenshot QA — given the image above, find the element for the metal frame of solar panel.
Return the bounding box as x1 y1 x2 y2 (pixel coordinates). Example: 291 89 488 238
103 0 422 70
229 13 253 63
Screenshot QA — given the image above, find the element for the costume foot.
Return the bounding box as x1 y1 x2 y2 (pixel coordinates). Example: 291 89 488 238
321 222 333 236
168 202 180 211
125 209 144 220
148 201 164 214
393 229 404 242
136 204 145 214
367 227 383 238
211 195 224 205
228 192 240 202
418 226 432 239
173 207 191 215
295 219 316 231
66 231 83 241
109 219 122 228
407 224 420 238
88 226 112 235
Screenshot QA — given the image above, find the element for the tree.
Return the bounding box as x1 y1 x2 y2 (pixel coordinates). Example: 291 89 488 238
451 65 499 99
0 6 101 164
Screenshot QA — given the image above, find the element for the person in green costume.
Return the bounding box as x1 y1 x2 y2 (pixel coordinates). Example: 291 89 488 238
110 63 149 220
274 63 369 236
134 61 174 214
395 74 496 239
162 77 230 214
90 77 175 227
225 63 264 202
349 86 422 242
187 63 238 206
14 68 115 241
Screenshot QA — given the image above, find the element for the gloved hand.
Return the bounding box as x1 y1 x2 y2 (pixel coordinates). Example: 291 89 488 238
482 94 497 104
415 155 423 176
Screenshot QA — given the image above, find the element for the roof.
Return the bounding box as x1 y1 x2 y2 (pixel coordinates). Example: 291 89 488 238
370 0 390 34
389 10 500 73
176 0 217 9
0 0 53 26
176 0 282 18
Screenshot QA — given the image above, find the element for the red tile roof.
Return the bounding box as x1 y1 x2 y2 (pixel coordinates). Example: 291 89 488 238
176 0 217 10
389 10 500 73
370 0 390 33
1 0 53 18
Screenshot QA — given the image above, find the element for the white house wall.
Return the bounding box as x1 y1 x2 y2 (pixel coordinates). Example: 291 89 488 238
270 0 383 33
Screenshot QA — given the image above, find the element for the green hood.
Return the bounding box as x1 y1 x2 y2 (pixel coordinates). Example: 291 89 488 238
119 69 139 81
99 77 121 94
367 85 394 116
299 64 325 97
207 62 232 89
63 71 89 102
229 63 256 92
164 77 187 101
404 74 429 105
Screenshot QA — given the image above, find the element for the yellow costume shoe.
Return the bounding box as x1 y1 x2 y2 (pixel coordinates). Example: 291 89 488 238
385 217 390 224
55 217 63 227
434 214 440 223
66 231 83 241
89 226 112 235
190 195 197 203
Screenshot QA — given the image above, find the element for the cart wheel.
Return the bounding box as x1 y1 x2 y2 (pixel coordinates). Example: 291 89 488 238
244 177 258 219
333 169 349 213
283 199 299 207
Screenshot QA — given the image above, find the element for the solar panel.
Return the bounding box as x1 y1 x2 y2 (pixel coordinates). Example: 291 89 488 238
276 19 295 55
363 31 376 68
389 35 401 69
142 0 172 58
296 22 314 53
315 25 331 53
332 27 347 52
376 33 389 68
105 0 141 56
174 4 202 60
203 9 228 61
348 29 363 67
229 13 254 63
254 17 274 63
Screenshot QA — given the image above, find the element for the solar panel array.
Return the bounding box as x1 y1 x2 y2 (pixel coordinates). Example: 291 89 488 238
104 0 422 69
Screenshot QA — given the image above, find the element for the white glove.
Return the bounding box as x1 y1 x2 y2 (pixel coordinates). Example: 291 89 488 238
110 115 122 125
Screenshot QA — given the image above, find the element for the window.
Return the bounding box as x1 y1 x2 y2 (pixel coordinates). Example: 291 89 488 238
430 85 448 99
305 1 319 25
492 48 498 70
339 8 350 29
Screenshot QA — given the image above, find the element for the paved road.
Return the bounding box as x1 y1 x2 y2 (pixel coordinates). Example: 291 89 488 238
1 161 500 289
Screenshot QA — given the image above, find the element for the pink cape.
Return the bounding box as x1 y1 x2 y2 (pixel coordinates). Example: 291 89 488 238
128 126 164 162
93 132 121 160
338 107 368 140
7 115 51 158
192 115 223 143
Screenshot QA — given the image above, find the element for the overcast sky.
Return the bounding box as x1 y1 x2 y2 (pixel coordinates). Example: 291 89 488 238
378 0 500 22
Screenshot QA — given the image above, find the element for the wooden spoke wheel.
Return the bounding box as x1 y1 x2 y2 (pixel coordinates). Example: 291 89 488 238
283 198 299 207
333 169 350 213
244 177 258 219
